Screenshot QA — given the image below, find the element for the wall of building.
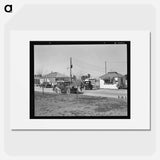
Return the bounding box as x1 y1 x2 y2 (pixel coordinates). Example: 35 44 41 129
99 79 118 89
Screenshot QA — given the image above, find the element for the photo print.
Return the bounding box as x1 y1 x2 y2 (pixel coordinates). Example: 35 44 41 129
30 41 130 119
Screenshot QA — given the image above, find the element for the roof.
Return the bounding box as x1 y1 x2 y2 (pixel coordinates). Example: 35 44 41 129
44 72 69 78
100 72 123 80
34 76 43 79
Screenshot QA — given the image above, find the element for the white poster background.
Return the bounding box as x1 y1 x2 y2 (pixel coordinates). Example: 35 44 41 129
10 31 150 130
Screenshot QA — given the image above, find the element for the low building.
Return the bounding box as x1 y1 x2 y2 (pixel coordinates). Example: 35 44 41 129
43 72 70 85
34 72 70 86
34 74 43 86
99 72 124 89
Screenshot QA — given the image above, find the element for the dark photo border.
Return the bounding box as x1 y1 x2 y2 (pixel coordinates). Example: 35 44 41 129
30 41 130 119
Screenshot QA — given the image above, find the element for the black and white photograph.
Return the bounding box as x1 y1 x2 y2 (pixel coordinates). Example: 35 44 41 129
30 41 130 119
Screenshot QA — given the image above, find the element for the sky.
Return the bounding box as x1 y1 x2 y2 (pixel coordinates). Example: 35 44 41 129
34 44 127 78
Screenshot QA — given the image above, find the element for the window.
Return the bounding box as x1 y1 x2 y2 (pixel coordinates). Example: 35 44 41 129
104 78 113 84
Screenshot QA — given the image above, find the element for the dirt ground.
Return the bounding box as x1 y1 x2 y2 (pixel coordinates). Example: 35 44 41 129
35 91 127 117
83 88 127 98
35 86 127 98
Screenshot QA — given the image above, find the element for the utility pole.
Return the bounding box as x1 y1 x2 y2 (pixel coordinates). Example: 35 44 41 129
105 61 107 74
70 57 73 82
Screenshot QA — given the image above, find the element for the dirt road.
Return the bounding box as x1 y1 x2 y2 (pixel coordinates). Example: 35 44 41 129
35 86 127 99
83 89 127 99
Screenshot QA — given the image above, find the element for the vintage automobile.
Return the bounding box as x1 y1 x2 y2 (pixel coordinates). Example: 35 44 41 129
83 79 99 90
84 80 93 90
40 82 52 88
53 80 83 94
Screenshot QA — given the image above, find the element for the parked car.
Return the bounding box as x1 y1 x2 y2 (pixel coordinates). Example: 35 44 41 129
40 82 52 88
84 80 93 90
83 79 99 90
53 81 83 94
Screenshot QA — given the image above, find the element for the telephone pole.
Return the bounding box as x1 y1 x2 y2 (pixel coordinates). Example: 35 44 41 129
105 61 107 74
70 57 73 82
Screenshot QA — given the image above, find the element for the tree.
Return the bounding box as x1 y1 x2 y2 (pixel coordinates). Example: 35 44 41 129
81 74 91 81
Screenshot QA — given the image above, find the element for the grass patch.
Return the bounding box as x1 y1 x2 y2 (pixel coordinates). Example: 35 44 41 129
34 91 127 117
